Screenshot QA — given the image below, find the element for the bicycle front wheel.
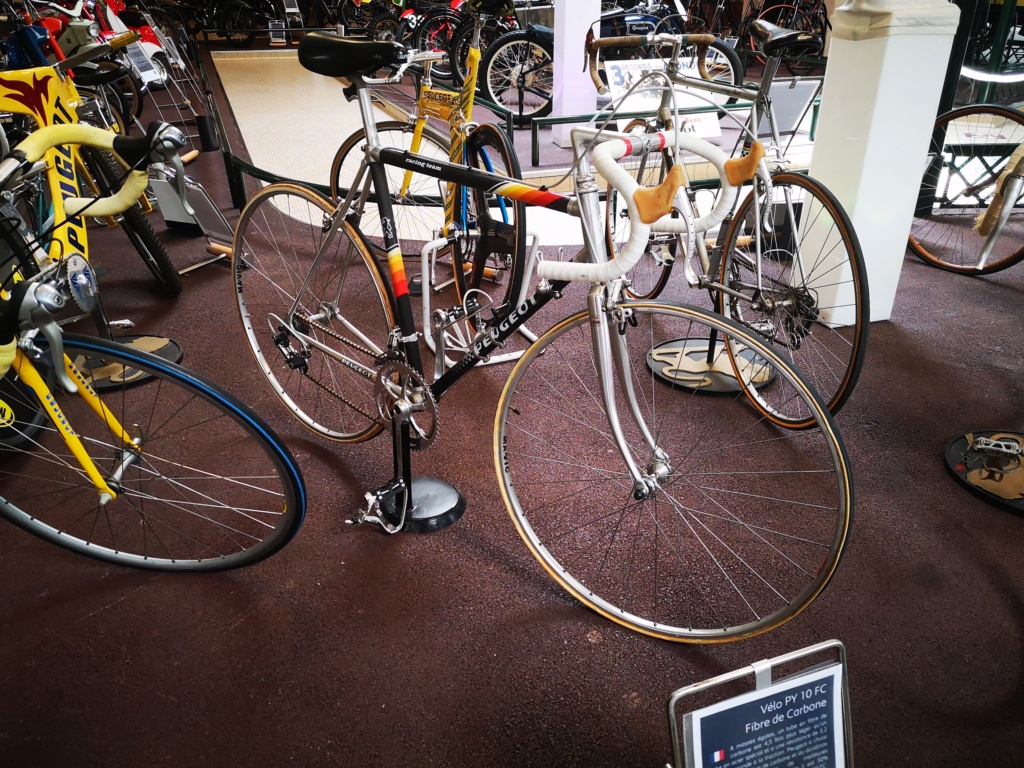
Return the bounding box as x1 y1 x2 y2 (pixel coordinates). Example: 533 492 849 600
495 302 852 642
330 120 452 259
0 335 305 570
234 183 396 443
82 147 182 297
910 104 1024 274
719 172 869 428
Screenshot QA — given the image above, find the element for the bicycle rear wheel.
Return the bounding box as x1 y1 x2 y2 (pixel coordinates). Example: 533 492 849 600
495 301 852 642
0 334 305 570
909 104 1024 274
452 123 526 329
234 183 396 443
718 172 868 428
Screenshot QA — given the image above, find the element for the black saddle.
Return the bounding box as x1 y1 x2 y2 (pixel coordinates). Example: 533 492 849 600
750 19 822 58
298 32 407 79
74 62 133 88
528 24 554 43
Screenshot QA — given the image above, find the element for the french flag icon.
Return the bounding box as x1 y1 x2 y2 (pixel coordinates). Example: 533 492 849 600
711 750 726 763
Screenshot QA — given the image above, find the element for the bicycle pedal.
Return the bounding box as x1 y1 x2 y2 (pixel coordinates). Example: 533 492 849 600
107 319 135 330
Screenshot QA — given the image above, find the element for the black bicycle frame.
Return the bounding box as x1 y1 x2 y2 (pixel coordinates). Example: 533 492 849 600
366 144 576 401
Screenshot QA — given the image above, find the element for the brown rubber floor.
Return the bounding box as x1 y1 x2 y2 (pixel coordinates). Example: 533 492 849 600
0 41 1022 768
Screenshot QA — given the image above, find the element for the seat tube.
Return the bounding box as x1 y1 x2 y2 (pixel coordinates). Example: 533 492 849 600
357 82 424 374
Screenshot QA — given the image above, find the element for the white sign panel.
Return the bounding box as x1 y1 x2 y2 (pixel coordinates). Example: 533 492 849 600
686 664 846 768
604 58 721 139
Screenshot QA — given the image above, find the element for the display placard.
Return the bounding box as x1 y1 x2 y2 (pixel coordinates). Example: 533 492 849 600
604 59 721 139
685 663 845 768
124 42 162 85
757 78 822 138
269 19 287 46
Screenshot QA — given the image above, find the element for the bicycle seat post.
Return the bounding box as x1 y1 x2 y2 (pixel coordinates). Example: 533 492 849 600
757 54 783 95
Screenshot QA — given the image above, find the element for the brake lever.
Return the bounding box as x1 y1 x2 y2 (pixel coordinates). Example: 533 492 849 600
19 282 77 394
167 153 194 217
148 124 194 217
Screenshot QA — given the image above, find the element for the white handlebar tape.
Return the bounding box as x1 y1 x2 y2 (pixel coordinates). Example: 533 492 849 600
536 131 737 284
65 170 149 217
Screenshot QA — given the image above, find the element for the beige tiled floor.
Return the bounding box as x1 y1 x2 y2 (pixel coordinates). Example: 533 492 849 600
212 50 387 187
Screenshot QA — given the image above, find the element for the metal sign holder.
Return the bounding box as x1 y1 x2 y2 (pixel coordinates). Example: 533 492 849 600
667 640 853 768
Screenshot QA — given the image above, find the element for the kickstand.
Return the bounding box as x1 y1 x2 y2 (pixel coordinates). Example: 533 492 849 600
351 398 465 535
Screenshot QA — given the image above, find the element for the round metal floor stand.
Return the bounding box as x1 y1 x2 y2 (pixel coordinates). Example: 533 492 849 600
382 477 466 533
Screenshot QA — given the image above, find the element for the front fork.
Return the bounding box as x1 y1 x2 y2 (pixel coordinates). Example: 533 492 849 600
587 285 670 501
13 348 139 505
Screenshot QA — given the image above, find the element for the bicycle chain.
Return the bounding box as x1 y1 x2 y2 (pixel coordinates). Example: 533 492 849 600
291 312 384 427
303 367 383 427
295 312 378 361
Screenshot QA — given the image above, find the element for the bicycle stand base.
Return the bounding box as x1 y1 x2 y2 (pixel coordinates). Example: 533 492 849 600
380 477 466 534
647 337 775 393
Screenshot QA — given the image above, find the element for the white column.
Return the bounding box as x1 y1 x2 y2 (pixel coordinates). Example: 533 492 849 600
552 0 600 147
808 0 960 321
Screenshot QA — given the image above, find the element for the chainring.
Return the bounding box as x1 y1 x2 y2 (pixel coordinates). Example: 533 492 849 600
374 361 438 450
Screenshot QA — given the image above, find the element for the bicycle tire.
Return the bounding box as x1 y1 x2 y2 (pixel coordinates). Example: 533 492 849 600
219 0 258 47
150 7 197 61
0 334 306 571
784 11 827 76
76 86 129 136
95 60 145 124
410 7 462 80
82 148 182 297
909 104 1024 274
451 122 526 330
371 14 400 41
495 300 852 642
718 171 868 428
479 30 553 126
752 4 800 61
341 0 374 30
149 52 172 91
329 120 452 258
448 16 509 89
233 183 396 443
79 149 175 291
